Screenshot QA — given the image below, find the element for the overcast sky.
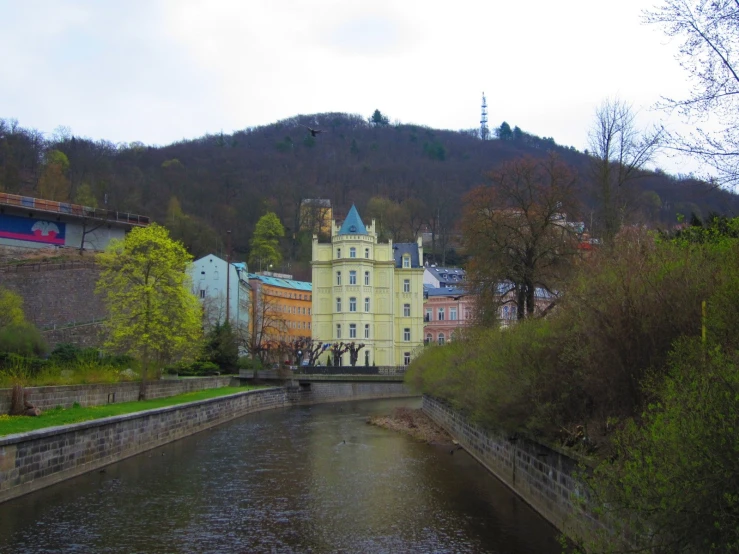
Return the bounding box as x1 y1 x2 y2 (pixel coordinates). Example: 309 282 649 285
1 0 699 175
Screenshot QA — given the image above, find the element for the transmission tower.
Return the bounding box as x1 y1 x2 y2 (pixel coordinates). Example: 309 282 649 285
480 92 489 140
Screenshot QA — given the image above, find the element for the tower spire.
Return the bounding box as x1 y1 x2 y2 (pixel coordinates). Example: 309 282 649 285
480 92 489 141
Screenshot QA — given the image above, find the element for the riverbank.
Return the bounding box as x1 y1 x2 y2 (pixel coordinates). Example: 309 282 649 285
368 407 453 444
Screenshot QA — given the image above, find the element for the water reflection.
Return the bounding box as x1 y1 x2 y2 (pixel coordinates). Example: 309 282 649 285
0 398 560 553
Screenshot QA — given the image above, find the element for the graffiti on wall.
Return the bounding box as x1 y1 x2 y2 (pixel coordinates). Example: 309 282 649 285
0 213 66 245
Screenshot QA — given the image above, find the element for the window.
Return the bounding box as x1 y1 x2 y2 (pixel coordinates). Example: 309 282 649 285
364 324 370 339
364 271 370 286
350 247 356 258
308 308 311 315
450 307 458 321
349 297 357 312
364 297 370 312
364 248 370 259
365 350 370 365
438 307 445 321
402 255 410 268
425 308 432 322
465 307 471 320
404 352 411 365
438 333 446 345
336 248 341 259
425 333 432 344
336 297 342 312
349 323 357 338
349 270 357 285
403 279 410 293
308 322 311 329
403 328 411 341
199 290 206 299
336 324 342 339
403 303 411 317
336 271 342 286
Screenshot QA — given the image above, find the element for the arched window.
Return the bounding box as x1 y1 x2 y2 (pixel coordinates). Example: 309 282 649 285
364 248 370 259
425 333 432 344
336 248 341 259
438 333 445 345
336 324 342 339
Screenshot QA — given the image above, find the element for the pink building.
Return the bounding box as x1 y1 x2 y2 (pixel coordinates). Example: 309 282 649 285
423 287 474 345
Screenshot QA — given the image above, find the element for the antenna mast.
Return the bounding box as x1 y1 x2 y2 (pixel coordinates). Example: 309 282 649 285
480 92 489 140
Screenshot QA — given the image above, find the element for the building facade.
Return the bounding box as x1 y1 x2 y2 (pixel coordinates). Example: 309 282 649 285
247 272 312 340
423 286 474 345
311 205 424 366
188 255 249 334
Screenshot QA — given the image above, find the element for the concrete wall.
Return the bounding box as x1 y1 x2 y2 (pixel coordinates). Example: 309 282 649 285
0 381 415 504
0 377 234 414
422 395 606 543
0 262 104 329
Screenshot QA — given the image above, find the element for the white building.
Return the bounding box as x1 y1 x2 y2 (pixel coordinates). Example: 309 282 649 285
188 254 249 333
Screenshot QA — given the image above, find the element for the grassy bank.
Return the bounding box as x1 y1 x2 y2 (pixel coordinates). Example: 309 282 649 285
0 385 265 436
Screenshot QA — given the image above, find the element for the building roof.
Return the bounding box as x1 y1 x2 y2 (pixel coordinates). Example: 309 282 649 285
425 266 465 285
394 242 421 268
337 204 368 235
425 286 468 298
248 273 312 292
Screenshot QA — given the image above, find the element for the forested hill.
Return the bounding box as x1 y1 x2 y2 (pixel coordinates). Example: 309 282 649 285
1 112 737 265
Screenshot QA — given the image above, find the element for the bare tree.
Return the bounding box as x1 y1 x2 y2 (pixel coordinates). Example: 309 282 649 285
645 0 739 186
240 282 288 364
462 155 581 324
588 98 663 244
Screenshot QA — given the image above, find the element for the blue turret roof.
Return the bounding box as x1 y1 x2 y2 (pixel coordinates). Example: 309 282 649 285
337 204 367 235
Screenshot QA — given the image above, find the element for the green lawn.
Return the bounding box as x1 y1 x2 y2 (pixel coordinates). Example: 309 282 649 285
0 385 266 437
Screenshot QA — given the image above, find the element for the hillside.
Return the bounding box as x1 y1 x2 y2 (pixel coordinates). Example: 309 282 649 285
2 113 738 272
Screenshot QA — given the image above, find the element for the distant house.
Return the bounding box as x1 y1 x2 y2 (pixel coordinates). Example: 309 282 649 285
423 284 474 345
247 272 313 342
188 254 249 335
300 199 333 238
423 266 466 288
0 192 149 252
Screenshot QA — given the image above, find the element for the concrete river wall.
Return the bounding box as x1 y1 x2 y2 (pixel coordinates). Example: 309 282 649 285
422 395 607 543
0 381 414 504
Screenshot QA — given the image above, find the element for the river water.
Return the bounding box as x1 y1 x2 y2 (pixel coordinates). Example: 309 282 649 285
0 398 560 553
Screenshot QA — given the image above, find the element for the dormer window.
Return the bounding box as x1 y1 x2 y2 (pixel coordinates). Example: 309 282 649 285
349 224 357 233
402 255 410 268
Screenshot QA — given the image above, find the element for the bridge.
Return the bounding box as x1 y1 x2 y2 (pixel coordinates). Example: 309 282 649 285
238 366 407 383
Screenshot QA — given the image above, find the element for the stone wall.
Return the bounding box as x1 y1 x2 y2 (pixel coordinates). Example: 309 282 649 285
0 263 104 329
422 395 605 543
0 381 416 504
0 376 234 414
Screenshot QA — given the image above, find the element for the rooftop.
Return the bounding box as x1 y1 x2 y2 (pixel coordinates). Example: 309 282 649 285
248 273 312 292
337 204 368 235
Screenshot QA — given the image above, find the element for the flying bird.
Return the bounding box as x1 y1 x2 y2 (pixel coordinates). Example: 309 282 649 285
301 125 325 137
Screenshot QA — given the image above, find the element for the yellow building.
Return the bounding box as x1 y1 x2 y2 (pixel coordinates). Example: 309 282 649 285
311 205 424 366
300 199 333 239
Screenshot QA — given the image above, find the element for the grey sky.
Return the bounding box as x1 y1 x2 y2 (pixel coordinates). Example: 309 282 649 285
1 0 698 175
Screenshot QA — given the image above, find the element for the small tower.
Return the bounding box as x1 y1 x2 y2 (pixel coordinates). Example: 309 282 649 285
480 92 489 141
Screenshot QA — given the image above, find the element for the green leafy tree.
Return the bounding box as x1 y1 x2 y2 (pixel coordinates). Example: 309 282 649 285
0 287 46 357
370 109 390 126
96 223 203 399
249 211 284 270
201 320 239 372
577 339 739 553
497 122 513 140
37 149 71 201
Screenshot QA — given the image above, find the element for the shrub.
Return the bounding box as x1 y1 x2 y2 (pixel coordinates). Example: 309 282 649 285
0 323 48 357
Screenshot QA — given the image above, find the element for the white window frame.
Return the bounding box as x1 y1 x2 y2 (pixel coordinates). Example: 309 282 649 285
336 324 342 339
349 270 357 285
349 323 357 338
403 328 411 342
336 271 342 286
403 279 410 293
336 297 342 312
364 271 370 286
349 297 357 312
350 247 356 258
402 255 410 268
364 324 370 339
403 303 411 317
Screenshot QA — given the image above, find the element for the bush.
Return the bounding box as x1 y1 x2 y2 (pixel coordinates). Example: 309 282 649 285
164 360 220 377
0 323 48 357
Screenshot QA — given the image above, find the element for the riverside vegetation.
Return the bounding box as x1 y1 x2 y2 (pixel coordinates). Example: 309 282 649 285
406 216 739 553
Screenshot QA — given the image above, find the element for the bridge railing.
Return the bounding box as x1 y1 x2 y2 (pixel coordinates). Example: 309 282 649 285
294 365 407 376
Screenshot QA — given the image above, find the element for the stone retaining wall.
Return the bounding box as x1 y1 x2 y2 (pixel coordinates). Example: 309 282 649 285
422 395 605 543
0 376 234 414
0 381 415 504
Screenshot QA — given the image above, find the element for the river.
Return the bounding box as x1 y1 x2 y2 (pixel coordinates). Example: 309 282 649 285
0 398 560 553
